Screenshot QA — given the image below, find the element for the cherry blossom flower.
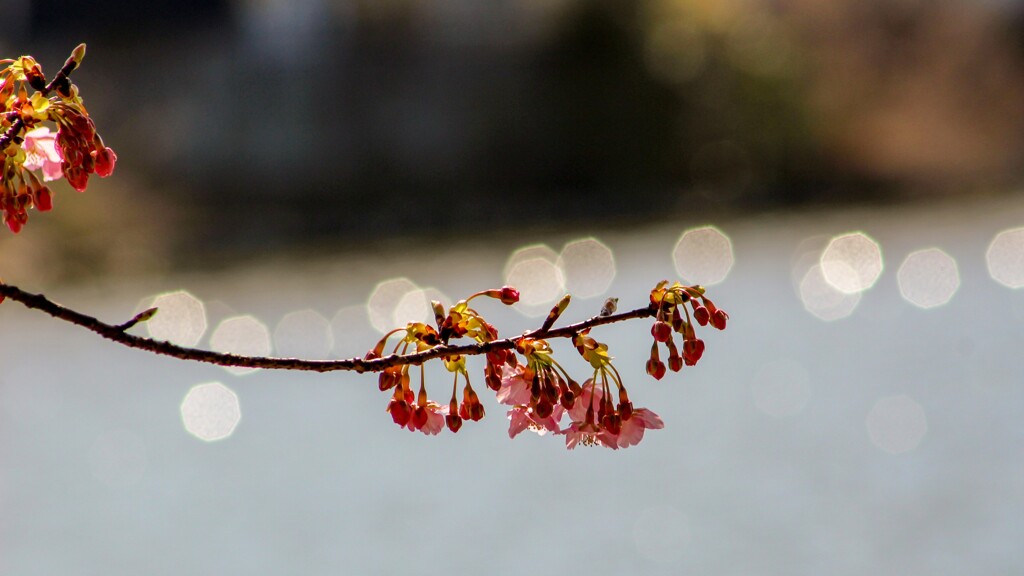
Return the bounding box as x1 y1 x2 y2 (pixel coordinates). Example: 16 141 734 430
559 379 662 449
406 402 446 435
562 419 618 449
615 408 663 448
507 404 564 439
21 127 63 182
497 364 533 406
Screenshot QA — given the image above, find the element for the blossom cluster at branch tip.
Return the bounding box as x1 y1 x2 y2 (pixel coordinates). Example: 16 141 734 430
1 45 116 233
647 281 729 379
366 281 725 450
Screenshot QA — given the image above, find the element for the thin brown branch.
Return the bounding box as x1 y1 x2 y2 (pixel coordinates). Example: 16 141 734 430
0 282 656 373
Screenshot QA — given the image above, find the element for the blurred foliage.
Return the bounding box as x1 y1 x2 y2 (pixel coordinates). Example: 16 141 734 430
3 0 1024 278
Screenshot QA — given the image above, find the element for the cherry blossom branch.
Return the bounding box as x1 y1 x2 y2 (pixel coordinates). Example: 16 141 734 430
0 281 656 373
0 44 85 152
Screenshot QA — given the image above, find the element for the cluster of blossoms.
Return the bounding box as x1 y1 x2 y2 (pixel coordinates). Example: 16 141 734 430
646 281 728 380
1 45 116 233
367 282 728 450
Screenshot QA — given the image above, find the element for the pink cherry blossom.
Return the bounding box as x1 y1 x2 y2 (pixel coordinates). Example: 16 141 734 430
559 379 663 449
507 404 564 439
22 127 63 182
562 421 618 450
615 408 664 448
567 379 603 422
405 402 446 435
497 365 533 406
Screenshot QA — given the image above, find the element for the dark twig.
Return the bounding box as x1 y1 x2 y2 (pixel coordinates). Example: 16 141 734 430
0 282 656 373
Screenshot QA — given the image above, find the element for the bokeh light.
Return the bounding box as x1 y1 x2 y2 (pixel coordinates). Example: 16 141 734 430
672 226 734 286
144 290 207 347
633 506 690 564
392 287 449 329
274 309 333 359
505 246 565 316
799 264 861 321
865 395 928 455
897 248 960 309
209 315 272 376
367 277 420 334
556 237 616 299
751 358 811 417
180 382 242 442
89 429 147 489
330 305 374 358
986 227 1024 289
503 244 560 279
820 232 883 294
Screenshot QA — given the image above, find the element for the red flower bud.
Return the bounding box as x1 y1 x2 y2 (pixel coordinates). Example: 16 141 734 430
683 338 705 366
646 358 666 380
387 398 412 427
411 406 429 429
560 389 576 410
499 286 519 305
668 355 683 372
711 309 729 330
64 164 89 192
33 187 53 212
446 414 463 433
5 213 23 234
92 146 117 177
378 368 400 391
651 320 672 342
693 305 710 326
535 398 554 419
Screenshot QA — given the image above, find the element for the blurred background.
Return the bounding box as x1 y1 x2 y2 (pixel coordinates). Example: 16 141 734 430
1 0 1023 574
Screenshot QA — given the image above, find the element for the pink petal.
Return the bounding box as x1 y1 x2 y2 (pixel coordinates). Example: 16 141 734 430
497 366 532 406
568 380 602 422
632 408 664 430
420 408 445 435
507 408 530 439
616 420 646 448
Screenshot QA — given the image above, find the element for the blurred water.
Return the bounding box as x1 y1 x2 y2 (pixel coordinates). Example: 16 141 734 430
1 195 1023 575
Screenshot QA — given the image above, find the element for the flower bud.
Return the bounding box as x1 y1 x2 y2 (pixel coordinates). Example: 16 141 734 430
560 389 576 410
387 398 412 427
71 44 87 67
411 406 429 430
693 305 710 326
667 339 684 372
446 414 463 433
651 320 671 342
683 338 705 366
711 309 729 330
92 146 116 178
483 286 520 305
33 186 52 212
646 358 666 380
534 398 554 419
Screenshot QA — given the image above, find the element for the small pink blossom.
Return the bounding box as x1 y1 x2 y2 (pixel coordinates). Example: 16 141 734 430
559 379 663 449
22 127 63 182
497 365 533 406
507 404 564 439
406 402 446 435
562 420 618 450
615 408 664 448
567 379 603 422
